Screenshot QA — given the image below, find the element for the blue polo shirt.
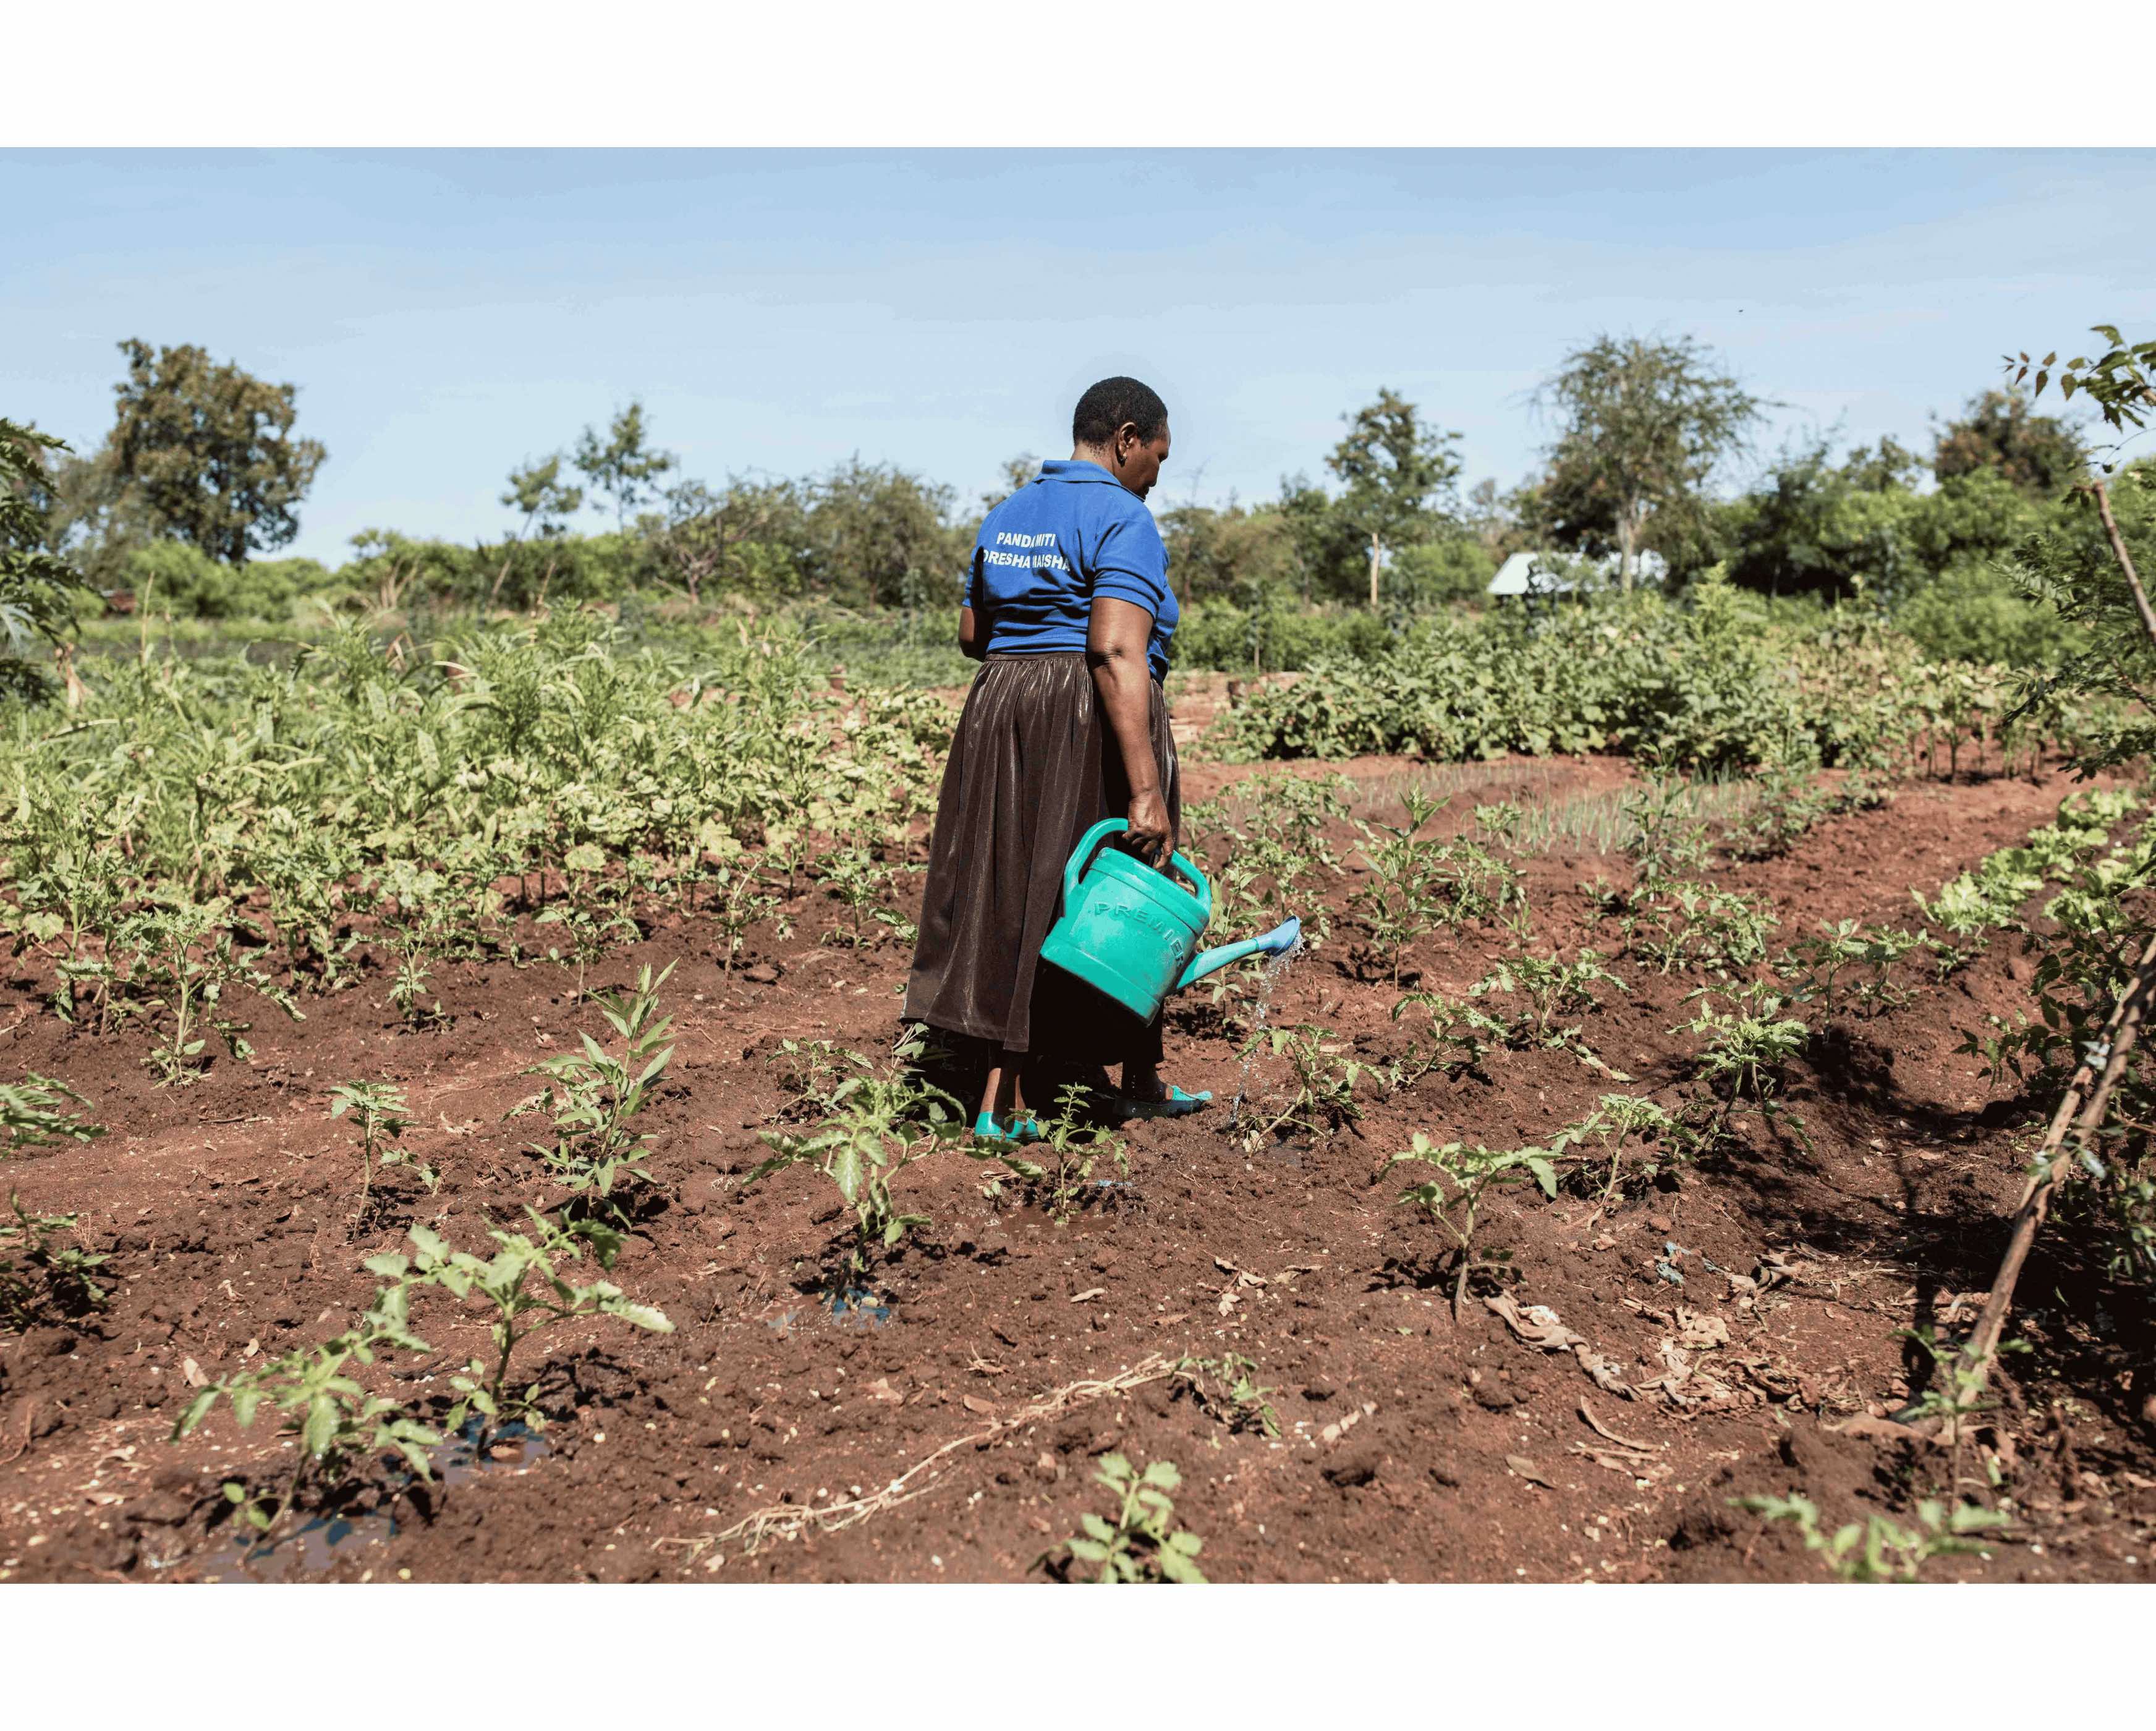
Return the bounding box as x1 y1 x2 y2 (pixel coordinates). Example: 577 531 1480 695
966 459 1178 681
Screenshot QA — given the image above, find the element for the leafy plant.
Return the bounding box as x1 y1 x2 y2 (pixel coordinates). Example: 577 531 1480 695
1386 1131 1560 1319
1563 1094 1684 1202
1235 1023 1373 1144
1174 1353 1281 1437
1056 1452 1207 1584
374 1210 673 1438
1471 948 1629 1037
1 1073 104 1157
1737 1492 2010 1582
515 961 675 1216
745 1027 965 1277
327 1080 428 1213
1677 989 1810 1149
0 1195 110 1325
109 889 300 1084
976 1083 1127 1222
172 1277 440 1545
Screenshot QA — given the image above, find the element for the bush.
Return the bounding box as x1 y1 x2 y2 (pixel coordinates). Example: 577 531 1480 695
120 541 337 621
1175 602 1396 673
1896 561 2086 666
1210 577 1956 772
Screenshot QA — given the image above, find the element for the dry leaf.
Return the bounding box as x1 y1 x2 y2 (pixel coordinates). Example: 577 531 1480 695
1506 1453 1554 1489
864 1377 904 1405
961 1395 998 1418
180 1358 206 1388
1071 1288 1107 1304
242 1338 261 1359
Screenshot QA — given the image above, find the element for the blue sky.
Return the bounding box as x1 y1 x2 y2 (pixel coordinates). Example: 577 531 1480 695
7 148 2155 564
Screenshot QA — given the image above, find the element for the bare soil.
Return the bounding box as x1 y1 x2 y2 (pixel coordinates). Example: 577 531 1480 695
4 750 2154 1583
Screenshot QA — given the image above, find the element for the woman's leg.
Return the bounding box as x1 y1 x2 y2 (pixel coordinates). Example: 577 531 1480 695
978 1049 1029 1122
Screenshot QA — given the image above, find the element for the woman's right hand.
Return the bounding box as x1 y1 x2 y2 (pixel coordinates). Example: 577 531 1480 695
1124 787 1173 866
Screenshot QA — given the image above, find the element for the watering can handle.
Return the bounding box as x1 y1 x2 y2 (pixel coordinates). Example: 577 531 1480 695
1063 819 1212 927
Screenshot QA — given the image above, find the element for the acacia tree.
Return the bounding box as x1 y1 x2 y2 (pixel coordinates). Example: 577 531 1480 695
108 339 326 564
573 401 676 531
1535 334 1763 589
0 420 94 702
1324 389 1462 608
491 455 585 608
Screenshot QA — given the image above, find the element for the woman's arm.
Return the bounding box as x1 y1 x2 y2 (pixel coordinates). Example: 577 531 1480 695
1086 596 1171 864
959 605 985 661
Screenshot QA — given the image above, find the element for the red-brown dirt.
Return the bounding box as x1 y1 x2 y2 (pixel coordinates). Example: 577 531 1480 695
4 751 2154 1583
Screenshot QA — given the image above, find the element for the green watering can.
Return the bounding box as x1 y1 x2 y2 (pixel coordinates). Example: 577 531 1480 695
1037 819 1302 1024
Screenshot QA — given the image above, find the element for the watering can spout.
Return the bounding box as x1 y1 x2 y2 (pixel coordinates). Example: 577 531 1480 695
1173 917 1302 993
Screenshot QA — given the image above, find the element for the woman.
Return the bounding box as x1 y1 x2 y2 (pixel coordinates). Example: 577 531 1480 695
904 376 1209 1142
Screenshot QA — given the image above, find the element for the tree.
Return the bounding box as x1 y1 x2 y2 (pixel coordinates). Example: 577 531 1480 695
107 338 326 564
501 456 584 542
1323 389 1462 607
573 401 677 530
1932 388 2085 496
980 454 1039 516
804 457 965 610
1 420 95 702
1535 334 1763 589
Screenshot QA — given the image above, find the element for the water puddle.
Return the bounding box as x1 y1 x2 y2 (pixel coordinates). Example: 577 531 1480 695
766 1283 893 1334
185 1417 550 1581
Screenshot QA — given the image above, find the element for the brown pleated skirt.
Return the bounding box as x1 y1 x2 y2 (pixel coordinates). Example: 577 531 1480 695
904 652 1180 1057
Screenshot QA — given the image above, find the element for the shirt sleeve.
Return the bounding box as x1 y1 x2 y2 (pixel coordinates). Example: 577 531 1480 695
965 544 983 610
1089 509 1169 617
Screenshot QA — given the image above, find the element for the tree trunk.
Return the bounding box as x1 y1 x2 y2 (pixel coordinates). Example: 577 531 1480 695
1369 532 1382 610
1617 512 1637 592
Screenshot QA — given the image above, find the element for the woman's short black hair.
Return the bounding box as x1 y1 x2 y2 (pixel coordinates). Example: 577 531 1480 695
1073 376 1169 447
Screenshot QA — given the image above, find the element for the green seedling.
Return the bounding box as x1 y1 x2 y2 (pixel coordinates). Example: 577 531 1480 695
375 1210 673 1438
327 1080 430 1212
1736 1492 2010 1582
110 890 300 1085
745 1027 965 1277
172 1278 440 1547
516 961 675 1217
1058 1452 1207 1583
1386 1131 1560 1320
0 1194 109 1325
1174 1353 1281 1438
2 1073 104 1157
1564 1094 1683 1202
974 1084 1127 1222
1471 948 1629 1037
1676 990 1810 1149
1236 1023 1372 1144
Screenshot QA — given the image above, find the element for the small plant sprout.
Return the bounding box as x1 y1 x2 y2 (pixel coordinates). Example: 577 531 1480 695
1174 1353 1282 1437
516 960 676 1217
744 1026 965 1278
986 1083 1127 1221
328 1080 419 1212
0 1195 110 1325
1058 1453 1207 1583
172 1277 441 1547
1386 1132 1561 1321
1676 988 1810 1148
1736 1492 2010 1583
376 1210 673 1439
1567 1094 1682 1202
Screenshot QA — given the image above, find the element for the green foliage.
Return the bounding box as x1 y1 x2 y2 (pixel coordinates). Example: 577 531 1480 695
373 1210 673 1436
108 888 301 1084
746 1029 966 1277
1173 1353 1281 1438
1386 1130 1561 1318
172 1277 438 1540
1235 1024 1373 1144
1 419 95 701
516 961 676 1214
1562 1094 1684 1202
1058 1452 1207 1584
1349 789 1524 980
107 338 327 565
1 1073 104 1157
985 1084 1127 1222
1212 584 1965 773
0 1194 109 1325
327 1080 425 1210
1535 333 1764 587
1932 388 2085 496
1737 1492 2009 1582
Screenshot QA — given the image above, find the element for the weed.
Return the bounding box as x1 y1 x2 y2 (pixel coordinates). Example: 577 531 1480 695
1386 1131 1560 1319
1056 1452 1207 1583
1736 1492 2010 1581
377 1210 673 1437
515 961 675 1217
